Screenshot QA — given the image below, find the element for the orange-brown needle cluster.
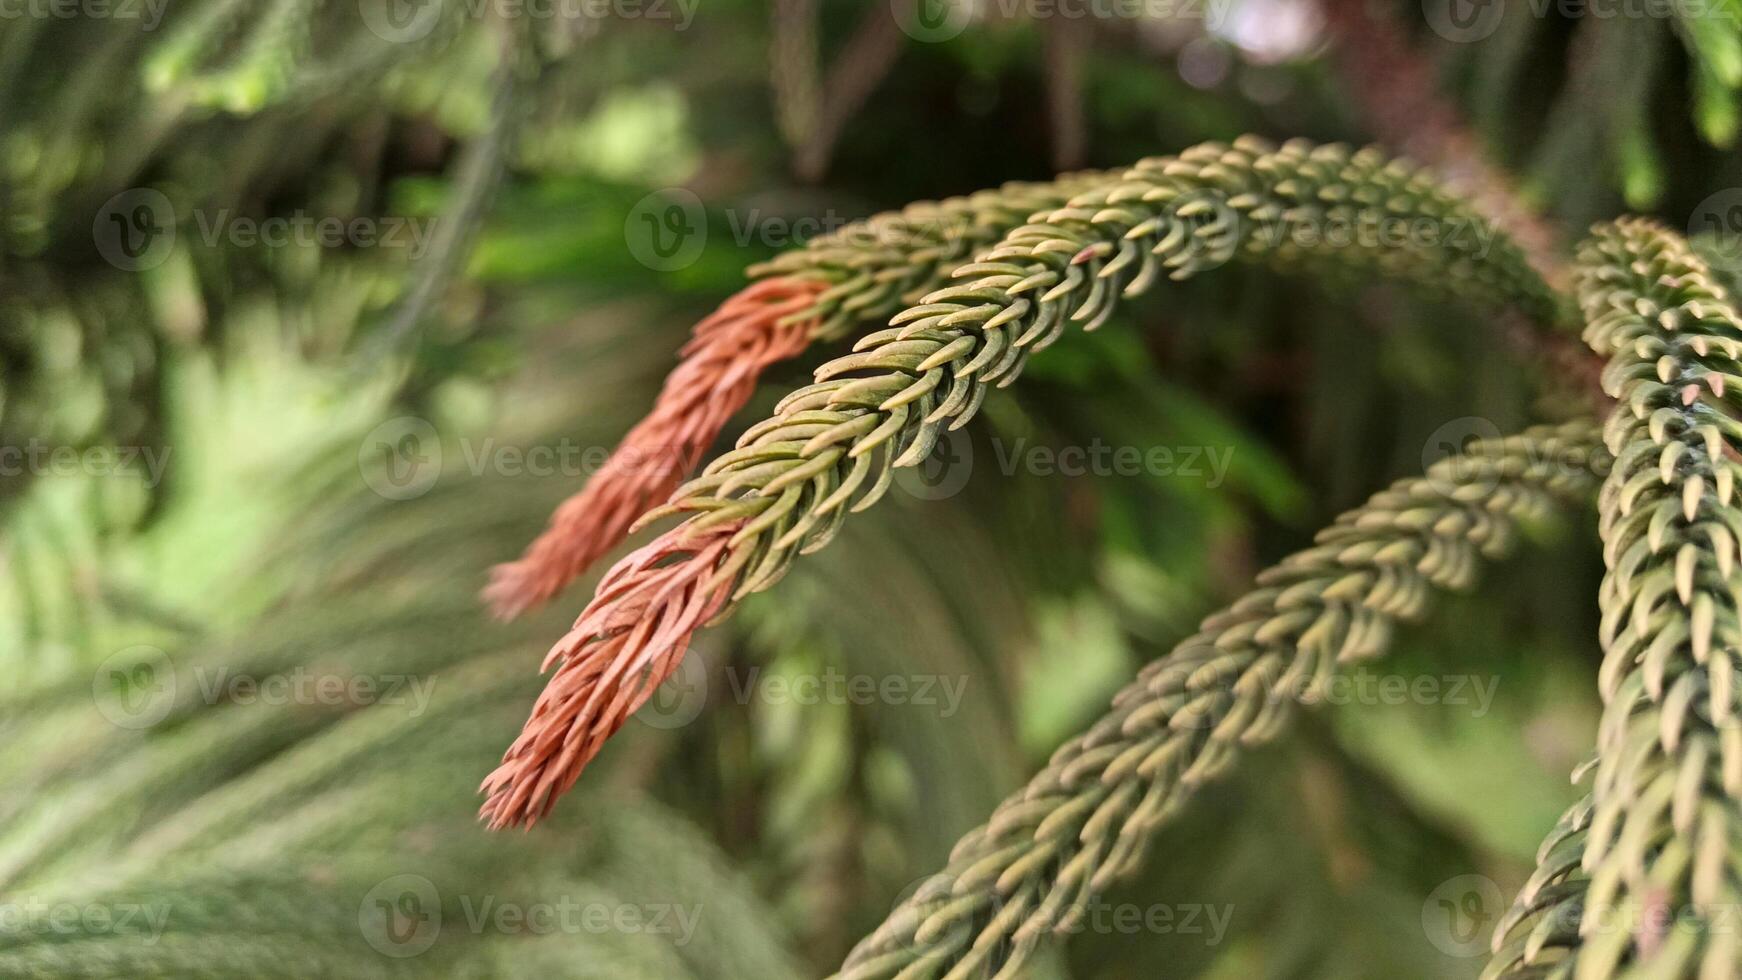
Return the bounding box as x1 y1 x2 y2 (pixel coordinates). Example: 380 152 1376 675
483 277 824 620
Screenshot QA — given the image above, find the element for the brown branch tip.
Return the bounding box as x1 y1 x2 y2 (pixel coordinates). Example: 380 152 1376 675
482 276 825 620
479 520 741 829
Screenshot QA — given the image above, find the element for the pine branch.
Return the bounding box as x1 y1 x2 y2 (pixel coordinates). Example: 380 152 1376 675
1487 221 1742 980
480 136 1567 829
746 170 1116 342
486 173 1113 616
481 521 743 828
484 278 825 619
832 422 1600 978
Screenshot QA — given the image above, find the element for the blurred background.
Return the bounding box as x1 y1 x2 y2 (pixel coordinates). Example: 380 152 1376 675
5 1 1742 976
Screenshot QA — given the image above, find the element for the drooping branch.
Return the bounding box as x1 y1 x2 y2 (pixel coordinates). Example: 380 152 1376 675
1486 221 1742 980
484 277 823 619
836 422 1601 978
744 169 1115 342
481 520 744 829
482 137 1567 828
485 174 1109 617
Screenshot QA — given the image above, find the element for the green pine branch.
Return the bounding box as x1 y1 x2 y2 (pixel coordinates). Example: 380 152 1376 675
836 421 1601 978
642 136 1561 619
1487 220 1742 980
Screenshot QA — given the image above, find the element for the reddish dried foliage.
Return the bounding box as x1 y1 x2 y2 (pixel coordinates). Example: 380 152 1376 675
483 276 824 619
481 521 742 829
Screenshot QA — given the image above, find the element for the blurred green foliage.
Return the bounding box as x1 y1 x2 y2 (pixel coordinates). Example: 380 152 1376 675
3 1 1741 977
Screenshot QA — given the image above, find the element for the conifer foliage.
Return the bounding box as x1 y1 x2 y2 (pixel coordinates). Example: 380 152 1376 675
10 4 1742 980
